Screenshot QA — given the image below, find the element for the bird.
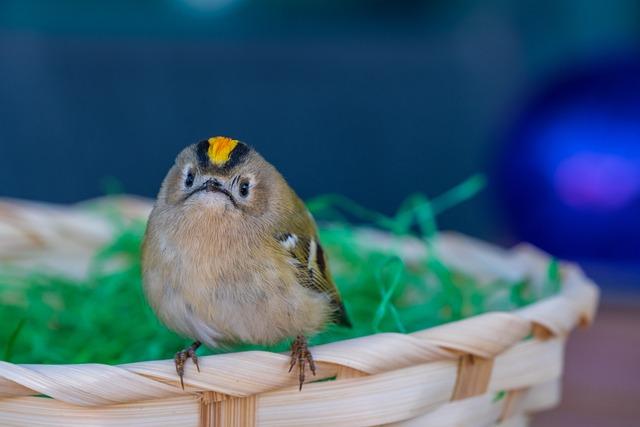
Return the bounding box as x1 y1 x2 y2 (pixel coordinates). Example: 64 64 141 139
141 136 351 390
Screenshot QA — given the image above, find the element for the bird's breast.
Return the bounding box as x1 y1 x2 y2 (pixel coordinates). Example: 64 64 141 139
144 218 331 346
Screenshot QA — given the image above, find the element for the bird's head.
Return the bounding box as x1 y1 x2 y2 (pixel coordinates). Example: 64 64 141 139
158 137 277 218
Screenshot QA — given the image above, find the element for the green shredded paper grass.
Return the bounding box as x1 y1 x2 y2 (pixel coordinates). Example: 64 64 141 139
0 175 561 365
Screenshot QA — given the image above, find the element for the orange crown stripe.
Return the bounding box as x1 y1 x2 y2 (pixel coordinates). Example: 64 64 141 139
207 137 239 165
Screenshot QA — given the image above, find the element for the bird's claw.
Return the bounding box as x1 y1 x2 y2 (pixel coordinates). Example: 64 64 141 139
289 335 316 391
174 341 201 390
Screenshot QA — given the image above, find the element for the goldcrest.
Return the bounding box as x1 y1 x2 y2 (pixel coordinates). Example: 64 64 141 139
142 136 350 390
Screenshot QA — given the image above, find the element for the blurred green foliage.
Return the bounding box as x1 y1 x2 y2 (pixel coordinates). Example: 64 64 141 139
0 175 560 364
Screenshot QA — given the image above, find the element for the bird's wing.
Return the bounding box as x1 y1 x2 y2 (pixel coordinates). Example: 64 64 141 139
274 211 351 327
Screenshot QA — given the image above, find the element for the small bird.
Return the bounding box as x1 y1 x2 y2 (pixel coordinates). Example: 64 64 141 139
142 136 350 390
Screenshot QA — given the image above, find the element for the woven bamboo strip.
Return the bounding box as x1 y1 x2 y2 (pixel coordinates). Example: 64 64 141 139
0 338 563 426
0 396 199 427
199 394 257 427
0 377 559 427
433 232 527 284
243 338 563 427
0 197 151 278
450 354 494 400
0 361 180 406
413 312 531 357
0 314 569 403
335 366 367 379
389 380 559 427
499 389 526 421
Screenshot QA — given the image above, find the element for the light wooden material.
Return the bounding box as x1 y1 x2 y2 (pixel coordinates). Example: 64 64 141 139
451 354 494 400
200 394 257 427
0 196 600 426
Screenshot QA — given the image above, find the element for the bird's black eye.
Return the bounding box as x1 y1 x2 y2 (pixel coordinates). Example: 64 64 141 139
239 180 250 197
185 171 195 188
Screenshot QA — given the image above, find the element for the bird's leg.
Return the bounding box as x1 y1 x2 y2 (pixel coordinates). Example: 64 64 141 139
288 335 316 390
175 341 201 389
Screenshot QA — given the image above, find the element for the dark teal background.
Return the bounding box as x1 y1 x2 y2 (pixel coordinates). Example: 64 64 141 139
1 0 639 244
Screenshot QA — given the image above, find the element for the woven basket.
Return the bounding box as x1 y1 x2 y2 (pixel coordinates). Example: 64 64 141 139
0 197 599 427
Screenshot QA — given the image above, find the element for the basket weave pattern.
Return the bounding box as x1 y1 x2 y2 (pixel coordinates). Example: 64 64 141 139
0 197 599 427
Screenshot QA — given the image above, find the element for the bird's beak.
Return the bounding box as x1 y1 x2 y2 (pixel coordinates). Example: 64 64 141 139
185 180 238 207
204 180 222 193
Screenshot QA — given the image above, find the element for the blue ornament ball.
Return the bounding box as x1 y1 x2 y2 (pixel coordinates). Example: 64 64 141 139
496 57 640 260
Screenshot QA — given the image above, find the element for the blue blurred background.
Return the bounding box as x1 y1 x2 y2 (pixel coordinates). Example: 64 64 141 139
1 2 639 424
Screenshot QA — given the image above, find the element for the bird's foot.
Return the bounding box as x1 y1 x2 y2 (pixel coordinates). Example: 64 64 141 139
175 341 201 389
288 335 316 391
